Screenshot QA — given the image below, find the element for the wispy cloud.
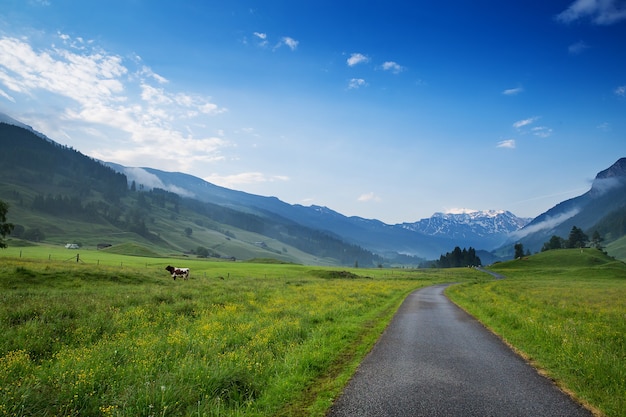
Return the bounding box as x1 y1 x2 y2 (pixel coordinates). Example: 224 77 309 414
251 32 298 51
556 0 626 25
252 32 268 47
0 88 15 102
497 139 516 149
513 117 539 129
0 33 228 170
358 192 381 202
502 87 523 96
276 36 299 51
512 116 552 138
615 85 626 96
204 172 289 188
511 208 580 239
531 126 553 138
568 40 589 54
348 78 367 89
347 53 369 67
122 167 196 197
380 61 405 74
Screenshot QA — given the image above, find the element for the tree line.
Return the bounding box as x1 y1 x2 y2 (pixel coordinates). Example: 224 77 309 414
540 226 603 252
433 246 482 268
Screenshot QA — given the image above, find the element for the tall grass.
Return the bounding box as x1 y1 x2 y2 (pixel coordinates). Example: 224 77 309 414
0 252 474 416
447 249 626 417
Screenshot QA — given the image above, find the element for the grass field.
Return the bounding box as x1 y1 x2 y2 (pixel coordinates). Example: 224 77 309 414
446 249 626 417
0 245 476 416
2 246 624 416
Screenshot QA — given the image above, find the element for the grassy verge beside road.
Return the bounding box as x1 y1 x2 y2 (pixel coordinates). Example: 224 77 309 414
446 249 626 417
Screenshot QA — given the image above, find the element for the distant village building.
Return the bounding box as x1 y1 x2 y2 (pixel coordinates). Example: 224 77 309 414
65 243 80 249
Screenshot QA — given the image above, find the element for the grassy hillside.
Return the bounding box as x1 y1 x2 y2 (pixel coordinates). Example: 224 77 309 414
0 186 323 264
447 249 625 417
0 122 392 266
606 234 626 262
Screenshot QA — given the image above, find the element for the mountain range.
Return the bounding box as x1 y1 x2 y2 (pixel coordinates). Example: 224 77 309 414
1 112 625 264
106 163 531 260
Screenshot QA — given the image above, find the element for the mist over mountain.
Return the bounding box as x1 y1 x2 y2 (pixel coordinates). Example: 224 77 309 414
503 157 626 256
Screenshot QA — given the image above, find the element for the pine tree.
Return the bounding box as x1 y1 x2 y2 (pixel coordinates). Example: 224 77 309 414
567 226 588 248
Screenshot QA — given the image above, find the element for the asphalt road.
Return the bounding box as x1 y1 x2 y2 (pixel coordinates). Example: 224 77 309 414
326 284 593 417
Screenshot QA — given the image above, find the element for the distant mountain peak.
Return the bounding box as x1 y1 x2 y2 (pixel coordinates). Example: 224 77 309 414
595 157 626 180
590 157 626 196
401 210 531 250
432 209 513 221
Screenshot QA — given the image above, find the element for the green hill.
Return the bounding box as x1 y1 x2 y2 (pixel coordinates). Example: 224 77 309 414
0 122 384 266
490 248 626 278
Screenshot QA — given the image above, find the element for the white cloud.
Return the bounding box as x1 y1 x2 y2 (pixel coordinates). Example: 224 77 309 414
347 53 369 66
511 208 580 239
513 117 539 129
280 36 299 51
532 126 553 138
204 172 289 188
0 34 229 170
0 87 15 102
615 85 626 96
445 208 478 214
141 84 172 105
123 167 196 197
348 78 367 89
502 87 523 96
0 36 127 105
357 192 381 202
497 139 516 148
556 0 626 25
252 32 268 47
568 40 589 54
381 61 405 74
512 117 553 138
140 66 168 84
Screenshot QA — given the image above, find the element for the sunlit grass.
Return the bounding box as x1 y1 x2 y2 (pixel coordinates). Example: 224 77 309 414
0 250 476 416
447 249 626 417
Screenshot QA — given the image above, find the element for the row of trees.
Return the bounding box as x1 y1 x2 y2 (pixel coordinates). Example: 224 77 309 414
512 226 603 259
434 246 482 268
540 226 603 252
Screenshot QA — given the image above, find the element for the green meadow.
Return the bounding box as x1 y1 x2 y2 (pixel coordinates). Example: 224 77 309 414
447 249 626 417
1 245 624 416
0 244 472 417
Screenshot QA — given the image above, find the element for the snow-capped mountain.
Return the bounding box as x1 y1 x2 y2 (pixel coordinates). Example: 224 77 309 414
401 209 531 250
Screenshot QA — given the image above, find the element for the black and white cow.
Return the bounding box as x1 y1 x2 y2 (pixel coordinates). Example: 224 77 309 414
165 265 190 280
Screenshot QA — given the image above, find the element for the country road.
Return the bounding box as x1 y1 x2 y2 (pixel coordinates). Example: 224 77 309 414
326 284 593 417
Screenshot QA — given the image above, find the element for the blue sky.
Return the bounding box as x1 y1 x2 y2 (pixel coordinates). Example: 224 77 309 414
1 1 625 224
